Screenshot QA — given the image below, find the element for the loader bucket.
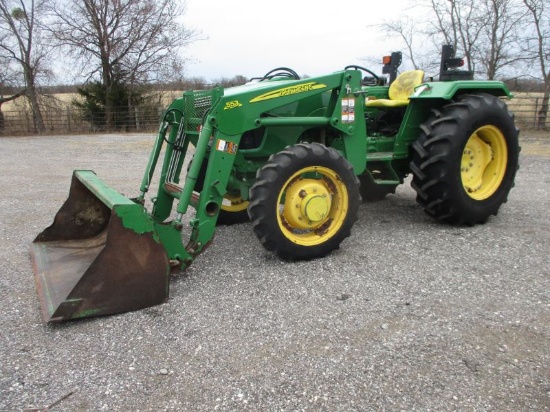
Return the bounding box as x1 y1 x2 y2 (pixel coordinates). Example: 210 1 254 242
30 171 170 322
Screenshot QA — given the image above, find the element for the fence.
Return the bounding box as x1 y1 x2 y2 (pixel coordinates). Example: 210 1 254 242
506 93 548 129
0 104 165 135
0 93 548 136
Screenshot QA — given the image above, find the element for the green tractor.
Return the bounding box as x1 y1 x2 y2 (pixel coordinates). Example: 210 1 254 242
31 46 519 322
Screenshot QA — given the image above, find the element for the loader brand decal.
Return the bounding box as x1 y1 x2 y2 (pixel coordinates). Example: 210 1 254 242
224 100 243 110
250 82 327 103
216 139 237 154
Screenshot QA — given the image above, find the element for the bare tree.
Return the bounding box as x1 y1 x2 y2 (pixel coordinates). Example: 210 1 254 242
378 18 422 70
0 0 47 133
376 0 485 74
427 0 484 74
48 0 197 126
522 0 549 128
426 0 526 79
478 0 526 79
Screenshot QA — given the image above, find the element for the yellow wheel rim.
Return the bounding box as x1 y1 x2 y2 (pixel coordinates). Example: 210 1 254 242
221 193 249 212
461 125 508 201
276 166 348 246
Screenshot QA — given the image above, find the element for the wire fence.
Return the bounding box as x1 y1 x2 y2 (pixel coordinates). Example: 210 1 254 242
506 93 549 130
0 105 165 135
0 93 547 136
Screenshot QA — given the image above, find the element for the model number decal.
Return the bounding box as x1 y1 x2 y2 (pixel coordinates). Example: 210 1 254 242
250 82 327 103
223 100 243 110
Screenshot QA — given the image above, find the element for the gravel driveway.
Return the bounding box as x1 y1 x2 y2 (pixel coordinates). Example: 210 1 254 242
0 132 549 411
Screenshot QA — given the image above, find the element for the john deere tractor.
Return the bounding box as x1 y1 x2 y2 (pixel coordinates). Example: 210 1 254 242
31 46 519 322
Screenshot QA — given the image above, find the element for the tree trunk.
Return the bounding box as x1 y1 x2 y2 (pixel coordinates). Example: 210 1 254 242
105 85 114 129
24 68 46 134
102 62 114 129
26 90 45 134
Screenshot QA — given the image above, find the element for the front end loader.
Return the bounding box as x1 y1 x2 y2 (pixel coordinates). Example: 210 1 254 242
31 49 519 322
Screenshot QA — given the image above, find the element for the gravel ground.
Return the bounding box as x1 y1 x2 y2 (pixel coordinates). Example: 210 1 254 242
0 131 549 411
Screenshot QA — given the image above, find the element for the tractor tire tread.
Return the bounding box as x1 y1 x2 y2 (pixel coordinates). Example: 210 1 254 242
249 143 359 260
410 93 519 225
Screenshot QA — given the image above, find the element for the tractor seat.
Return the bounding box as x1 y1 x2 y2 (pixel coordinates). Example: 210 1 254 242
365 70 424 108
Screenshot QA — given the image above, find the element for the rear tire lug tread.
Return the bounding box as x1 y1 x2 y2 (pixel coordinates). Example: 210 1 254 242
409 93 519 225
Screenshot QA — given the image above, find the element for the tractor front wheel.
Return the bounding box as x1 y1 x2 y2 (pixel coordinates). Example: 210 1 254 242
218 193 250 225
410 93 519 225
248 143 360 260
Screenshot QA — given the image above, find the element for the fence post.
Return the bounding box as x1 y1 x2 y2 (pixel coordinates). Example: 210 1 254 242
26 111 31 134
67 107 71 132
534 98 538 128
135 107 140 131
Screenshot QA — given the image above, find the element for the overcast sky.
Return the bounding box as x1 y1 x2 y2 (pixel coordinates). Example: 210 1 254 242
181 0 419 80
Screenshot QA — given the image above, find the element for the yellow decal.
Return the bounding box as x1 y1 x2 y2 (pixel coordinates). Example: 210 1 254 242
250 82 327 103
224 100 243 110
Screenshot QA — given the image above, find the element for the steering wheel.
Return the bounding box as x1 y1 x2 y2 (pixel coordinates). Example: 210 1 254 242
258 67 301 81
344 65 380 84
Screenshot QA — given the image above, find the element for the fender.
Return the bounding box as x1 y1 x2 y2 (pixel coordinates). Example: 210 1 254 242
410 80 513 101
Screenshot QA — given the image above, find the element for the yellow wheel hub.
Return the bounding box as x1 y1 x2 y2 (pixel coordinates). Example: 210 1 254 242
283 179 332 229
461 125 508 201
302 194 330 222
221 193 249 212
277 166 348 246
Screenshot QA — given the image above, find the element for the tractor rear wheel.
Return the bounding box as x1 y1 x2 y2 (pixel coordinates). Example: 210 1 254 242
410 93 519 225
248 143 360 260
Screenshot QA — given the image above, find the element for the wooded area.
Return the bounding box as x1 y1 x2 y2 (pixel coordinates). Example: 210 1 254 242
1 0 549 133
